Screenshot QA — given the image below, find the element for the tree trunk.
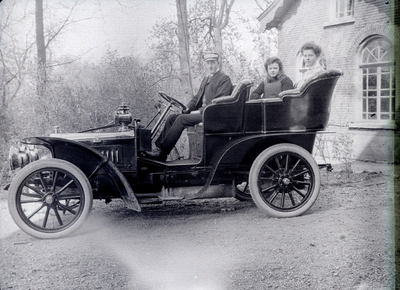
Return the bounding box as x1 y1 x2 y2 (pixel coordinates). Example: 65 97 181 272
35 0 46 97
213 0 235 69
214 27 223 58
176 0 193 103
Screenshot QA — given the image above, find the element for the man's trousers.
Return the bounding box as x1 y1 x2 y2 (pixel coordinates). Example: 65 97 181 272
155 113 202 154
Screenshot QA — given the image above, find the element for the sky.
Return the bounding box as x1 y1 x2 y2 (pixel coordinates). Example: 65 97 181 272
1 0 266 63
63 0 265 62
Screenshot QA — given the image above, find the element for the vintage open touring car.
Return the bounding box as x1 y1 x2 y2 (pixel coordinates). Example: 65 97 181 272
5 69 342 239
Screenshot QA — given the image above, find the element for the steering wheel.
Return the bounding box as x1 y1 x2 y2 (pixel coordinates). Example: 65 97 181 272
158 92 187 111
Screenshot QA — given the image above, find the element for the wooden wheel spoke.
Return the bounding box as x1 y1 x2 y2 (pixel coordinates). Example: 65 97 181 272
292 169 309 179
53 208 64 226
288 192 296 206
274 156 281 169
292 186 306 198
57 202 77 215
39 172 48 193
21 199 42 204
51 171 59 192
27 203 46 220
269 189 280 202
294 180 311 185
21 191 42 198
23 184 44 196
284 155 289 172
260 176 275 181
280 191 285 208
55 180 74 195
288 159 301 174
261 184 277 194
42 206 51 228
58 194 82 200
264 164 280 177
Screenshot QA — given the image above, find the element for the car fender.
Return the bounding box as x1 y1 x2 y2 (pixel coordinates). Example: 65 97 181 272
20 137 141 212
188 134 271 199
208 131 317 182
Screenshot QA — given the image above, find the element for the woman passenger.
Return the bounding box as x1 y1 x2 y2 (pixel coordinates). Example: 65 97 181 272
295 41 325 88
250 56 294 100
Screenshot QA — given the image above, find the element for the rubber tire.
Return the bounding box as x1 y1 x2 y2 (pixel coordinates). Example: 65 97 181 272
8 159 93 239
234 182 253 201
249 144 320 218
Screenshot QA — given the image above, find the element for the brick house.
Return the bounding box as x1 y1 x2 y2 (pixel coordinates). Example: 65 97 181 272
257 0 399 163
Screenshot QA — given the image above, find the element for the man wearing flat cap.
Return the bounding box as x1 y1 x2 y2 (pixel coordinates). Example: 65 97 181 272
146 51 233 161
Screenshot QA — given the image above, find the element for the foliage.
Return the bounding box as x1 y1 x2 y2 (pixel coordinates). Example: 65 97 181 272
313 130 355 176
331 132 354 175
0 0 280 186
0 50 176 186
149 0 278 94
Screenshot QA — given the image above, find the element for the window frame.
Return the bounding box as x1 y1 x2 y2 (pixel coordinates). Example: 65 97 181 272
324 0 355 28
353 36 396 129
335 0 354 19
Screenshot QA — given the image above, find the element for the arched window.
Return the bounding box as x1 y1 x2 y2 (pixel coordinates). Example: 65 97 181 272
360 37 395 121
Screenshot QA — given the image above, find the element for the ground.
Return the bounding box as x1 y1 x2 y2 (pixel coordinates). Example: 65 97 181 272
0 161 398 290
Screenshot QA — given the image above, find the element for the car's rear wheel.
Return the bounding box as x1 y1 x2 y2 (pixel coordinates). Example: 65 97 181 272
249 144 320 218
8 159 93 239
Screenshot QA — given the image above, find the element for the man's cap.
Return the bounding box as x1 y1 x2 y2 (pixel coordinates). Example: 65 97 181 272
203 52 219 62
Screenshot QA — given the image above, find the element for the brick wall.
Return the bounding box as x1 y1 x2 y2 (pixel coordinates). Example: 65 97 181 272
276 0 395 125
272 0 398 162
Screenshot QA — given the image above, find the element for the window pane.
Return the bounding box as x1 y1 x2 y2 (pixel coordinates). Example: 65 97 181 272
381 90 390 96
348 0 354 15
368 91 377 97
368 98 377 112
368 67 377 74
362 51 370 63
369 48 379 62
363 99 366 111
381 66 390 73
381 114 389 120
381 74 390 89
363 76 366 90
380 46 392 62
380 47 389 61
339 0 344 17
392 97 396 112
368 113 377 119
368 75 377 89
381 98 389 112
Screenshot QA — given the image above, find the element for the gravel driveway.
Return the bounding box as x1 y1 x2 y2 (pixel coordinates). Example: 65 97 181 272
0 161 398 289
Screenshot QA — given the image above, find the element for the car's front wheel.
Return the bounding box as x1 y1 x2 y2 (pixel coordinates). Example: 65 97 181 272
8 159 93 239
249 144 320 218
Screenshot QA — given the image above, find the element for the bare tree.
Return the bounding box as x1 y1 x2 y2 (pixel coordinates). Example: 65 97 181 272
212 0 235 58
35 0 46 97
0 1 33 113
176 0 193 102
34 0 99 97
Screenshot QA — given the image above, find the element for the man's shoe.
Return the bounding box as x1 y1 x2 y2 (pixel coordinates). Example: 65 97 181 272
144 147 167 161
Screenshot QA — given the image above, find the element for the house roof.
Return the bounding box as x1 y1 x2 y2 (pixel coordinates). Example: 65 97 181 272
257 0 295 31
